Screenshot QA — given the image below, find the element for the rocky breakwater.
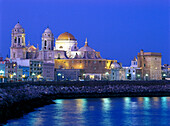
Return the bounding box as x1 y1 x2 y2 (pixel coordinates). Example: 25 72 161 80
0 80 170 124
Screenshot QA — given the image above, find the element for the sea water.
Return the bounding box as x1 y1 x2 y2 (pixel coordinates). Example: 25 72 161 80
4 97 170 126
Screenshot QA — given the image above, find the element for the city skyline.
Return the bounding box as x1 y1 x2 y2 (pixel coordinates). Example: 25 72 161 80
0 0 169 65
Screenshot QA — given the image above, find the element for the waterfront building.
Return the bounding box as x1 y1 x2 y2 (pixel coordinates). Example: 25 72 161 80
0 58 6 83
5 60 17 81
42 62 54 81
29 60 55 81
9 22 118 81
17 67 23 81
123 57 138 80
137 49 162 80
161 64 170 80
29 60 43 80
110 62 126 80
0 59 5 77
19 66 30 80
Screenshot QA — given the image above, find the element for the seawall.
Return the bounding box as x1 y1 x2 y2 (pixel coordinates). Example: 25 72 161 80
0 80 170 124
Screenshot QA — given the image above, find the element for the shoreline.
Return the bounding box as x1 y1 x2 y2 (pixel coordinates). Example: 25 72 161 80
0 80 170 124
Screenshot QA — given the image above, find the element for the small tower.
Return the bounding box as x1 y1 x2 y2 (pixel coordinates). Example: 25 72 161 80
10 22 26 59
42 27 54 51
131 56 138 68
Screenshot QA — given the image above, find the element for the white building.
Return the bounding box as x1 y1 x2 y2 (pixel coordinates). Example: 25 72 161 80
110 62 126 80
124 57 138 80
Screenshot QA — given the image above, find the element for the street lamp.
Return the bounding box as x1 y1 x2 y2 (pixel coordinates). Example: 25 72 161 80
163 74 166 77
32 73 35 82
13 73 16 81
0 70 4 75
145 74 149 81
57 73 61 81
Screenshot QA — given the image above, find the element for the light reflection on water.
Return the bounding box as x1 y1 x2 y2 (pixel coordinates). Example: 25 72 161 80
4 97 170 126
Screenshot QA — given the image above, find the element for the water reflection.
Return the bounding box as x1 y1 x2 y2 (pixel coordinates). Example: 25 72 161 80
144 97 150 110
124 97 131 110
75 99 87 113
161 97 167 110
101 98 112 125
102 98 111 112
5 97 170 126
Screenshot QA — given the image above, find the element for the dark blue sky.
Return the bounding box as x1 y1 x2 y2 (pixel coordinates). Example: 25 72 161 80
0 0 169 65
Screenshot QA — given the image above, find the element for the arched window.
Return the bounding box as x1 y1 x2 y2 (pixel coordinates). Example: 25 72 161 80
13 53 15 58
14 37 17 43
22 37 24 43
59 46 63 48
18 37 20 44
58 53 60 59
45 40 47 46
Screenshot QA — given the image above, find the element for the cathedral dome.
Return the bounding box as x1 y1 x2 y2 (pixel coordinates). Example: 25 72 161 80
111 62 121 69
14 22 22 29
44 28 52 33
79 38 95 52
57 32 76 40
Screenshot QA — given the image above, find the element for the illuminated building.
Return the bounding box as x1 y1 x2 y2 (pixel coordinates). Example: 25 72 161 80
0 57 6 83
124 57 138 80
110 62 126 80
5 60 17 81
137 49 162 80
161 64 170 80
10 22 117 80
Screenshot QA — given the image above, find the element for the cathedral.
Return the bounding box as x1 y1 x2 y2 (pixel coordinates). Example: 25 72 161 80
10 22 117 80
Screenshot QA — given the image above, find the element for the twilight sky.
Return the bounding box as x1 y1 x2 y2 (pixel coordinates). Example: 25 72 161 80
0 0 169 65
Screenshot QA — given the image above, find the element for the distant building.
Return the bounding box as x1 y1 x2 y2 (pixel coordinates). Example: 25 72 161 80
42 62 54 81
0 59 6 83
161 64 170 80
0 60 5 77
124 57 138 80
17 67 23 81
29 60 43 80
110 62 126 81
137 49 162 80
5 60 17 81
19 65 30 80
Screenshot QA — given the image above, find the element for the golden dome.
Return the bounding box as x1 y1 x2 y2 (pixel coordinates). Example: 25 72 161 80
57 32 76 40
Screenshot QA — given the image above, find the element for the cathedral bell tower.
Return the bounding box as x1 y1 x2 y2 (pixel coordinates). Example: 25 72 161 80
10 22 26 59
42 27 54 51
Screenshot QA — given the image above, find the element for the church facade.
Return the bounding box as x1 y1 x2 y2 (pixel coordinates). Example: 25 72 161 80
10 22 117 80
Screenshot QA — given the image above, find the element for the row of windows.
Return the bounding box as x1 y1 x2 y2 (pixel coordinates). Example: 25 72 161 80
30 72 42 75
61 60 103 64
30 68 42 70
